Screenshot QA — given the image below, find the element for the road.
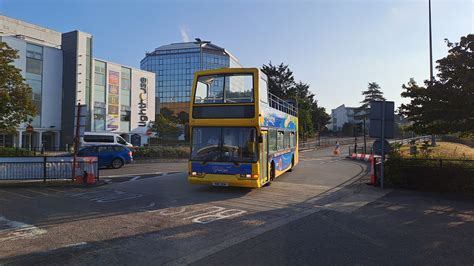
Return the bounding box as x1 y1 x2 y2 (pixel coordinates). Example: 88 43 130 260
0 146 385 265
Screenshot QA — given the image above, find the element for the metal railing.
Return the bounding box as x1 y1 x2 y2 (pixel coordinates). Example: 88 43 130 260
0 157 99 182
268 92 298 116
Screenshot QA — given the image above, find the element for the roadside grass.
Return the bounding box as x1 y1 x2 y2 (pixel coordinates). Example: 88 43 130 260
397 141 474 160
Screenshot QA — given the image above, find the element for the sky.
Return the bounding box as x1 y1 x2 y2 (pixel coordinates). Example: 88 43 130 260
1 0 472 113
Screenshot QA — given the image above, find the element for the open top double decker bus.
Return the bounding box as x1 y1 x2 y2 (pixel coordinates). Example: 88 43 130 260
188 67 298 188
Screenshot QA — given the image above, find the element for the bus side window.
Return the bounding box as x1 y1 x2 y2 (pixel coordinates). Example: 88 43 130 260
269 130 277 153
284 132 290 149
277 131 284 150
290 132 295 148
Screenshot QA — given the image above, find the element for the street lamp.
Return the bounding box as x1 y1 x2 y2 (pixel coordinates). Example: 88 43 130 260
428 0 437 146
194 38 210 71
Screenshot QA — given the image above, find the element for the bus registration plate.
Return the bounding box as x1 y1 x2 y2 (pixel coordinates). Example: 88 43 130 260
212 182 229 187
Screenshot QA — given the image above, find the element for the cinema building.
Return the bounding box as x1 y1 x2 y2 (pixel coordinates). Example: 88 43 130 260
0 15 155 149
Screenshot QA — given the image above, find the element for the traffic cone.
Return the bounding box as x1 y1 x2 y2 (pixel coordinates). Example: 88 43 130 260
369 157 376 185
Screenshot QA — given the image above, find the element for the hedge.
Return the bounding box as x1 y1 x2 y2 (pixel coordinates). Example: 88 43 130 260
384 158 474 195
0 147 35 157
132 146 189 159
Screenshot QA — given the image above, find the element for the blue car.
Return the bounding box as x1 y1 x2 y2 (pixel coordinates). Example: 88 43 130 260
77 144 133 169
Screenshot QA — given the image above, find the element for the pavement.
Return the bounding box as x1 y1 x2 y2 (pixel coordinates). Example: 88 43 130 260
0 145 472 265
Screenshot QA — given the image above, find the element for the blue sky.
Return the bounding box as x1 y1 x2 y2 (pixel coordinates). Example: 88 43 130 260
1 0 472 112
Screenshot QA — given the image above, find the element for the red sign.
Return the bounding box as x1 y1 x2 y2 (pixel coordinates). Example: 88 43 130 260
146 128 152 136
26 125 34 133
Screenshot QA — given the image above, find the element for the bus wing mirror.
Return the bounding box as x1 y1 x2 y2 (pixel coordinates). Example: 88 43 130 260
257 136 263 143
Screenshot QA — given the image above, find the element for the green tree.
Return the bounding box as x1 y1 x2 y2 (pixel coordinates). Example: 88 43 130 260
0 42 36 134
400 34 474 135
177 111 189 125
262 62 295 98
311 102 331 133
357 82 385 119
153 114 180 139
159 107 177 122
341 122 355 137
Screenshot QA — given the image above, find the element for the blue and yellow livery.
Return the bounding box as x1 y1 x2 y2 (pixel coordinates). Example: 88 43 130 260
188 68 298 188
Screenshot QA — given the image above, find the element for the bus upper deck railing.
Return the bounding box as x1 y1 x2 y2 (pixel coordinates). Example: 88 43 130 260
268 92 298 116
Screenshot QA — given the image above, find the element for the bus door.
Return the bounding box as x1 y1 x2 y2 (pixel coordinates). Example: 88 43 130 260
260 131 268 184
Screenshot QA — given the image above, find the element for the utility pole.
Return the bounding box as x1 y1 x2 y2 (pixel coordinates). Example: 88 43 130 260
428 0 437 146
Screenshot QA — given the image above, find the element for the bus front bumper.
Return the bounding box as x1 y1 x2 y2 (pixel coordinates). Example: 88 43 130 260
188 174 261 188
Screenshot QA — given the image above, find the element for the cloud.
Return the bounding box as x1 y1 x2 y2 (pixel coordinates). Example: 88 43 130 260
180 25 190 42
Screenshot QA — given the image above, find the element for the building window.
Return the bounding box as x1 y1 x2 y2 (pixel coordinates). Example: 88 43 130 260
26 43 43 127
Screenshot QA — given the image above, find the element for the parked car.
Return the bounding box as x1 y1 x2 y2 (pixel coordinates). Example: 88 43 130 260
77 144 133 169
81 132 133 148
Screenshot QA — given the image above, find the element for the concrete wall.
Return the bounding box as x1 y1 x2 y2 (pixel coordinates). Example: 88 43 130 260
130 69 155 131
41 46 63 129
0 15 61 48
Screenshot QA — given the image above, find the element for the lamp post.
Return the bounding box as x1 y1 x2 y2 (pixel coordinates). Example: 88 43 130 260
428 0 437 146
194 38 210 71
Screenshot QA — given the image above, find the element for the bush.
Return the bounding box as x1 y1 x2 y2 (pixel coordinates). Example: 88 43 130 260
133 146 189 159
384 158 474 194
0 147 35 157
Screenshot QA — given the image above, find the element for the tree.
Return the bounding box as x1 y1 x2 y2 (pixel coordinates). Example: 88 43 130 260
262 62 295 98
152 114 180 139
159 107 177 122
400 34 474 135
0 42 36 134
177 111 189 125
311 104 331 132
341 122 355 137
262 62 332 137
357 82 385 119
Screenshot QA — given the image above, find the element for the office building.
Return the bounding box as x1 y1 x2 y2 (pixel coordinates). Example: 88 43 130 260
140 41 241 116
0 15 155 148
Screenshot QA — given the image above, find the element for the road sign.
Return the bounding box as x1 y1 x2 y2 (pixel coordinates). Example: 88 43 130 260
146 128 153 136
73 104 88 137
25 124 34 133
373 139 391 155
369 101 395 138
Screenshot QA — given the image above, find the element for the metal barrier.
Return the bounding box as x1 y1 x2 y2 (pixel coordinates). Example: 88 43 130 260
0 156 99 182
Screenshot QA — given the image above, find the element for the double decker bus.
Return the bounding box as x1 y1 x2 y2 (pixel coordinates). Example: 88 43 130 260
188 68 298 188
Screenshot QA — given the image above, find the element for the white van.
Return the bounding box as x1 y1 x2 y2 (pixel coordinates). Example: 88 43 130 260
81 132 133 148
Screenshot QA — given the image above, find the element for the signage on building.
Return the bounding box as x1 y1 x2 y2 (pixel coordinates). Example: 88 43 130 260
138 77 148 127
107 70 120 131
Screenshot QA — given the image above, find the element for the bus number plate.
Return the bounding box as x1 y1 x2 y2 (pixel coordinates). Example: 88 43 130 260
212 182 229 187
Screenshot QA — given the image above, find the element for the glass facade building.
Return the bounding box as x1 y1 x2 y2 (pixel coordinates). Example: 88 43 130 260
140 41 241 116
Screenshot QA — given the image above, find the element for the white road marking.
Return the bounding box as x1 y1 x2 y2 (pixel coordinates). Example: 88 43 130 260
0 215 46 242
100 172 162 178
63 242 88 248
71 190 143 203
149 205 247 224
130 176 142 181
0 190 33 199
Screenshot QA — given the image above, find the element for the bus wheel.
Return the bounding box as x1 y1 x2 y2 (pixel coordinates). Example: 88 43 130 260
265 162 275 187
288 156 295 172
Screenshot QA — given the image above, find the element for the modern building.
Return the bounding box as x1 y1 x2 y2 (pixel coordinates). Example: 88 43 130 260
328 104 366 132
0 15 155 149
140 40 241 116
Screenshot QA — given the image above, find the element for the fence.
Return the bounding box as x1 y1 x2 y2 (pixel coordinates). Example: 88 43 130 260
384 158 474 193
0 156 99 182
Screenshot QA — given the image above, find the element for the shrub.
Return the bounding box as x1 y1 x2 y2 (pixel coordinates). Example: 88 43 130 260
133 146 190 159
384 158 474 194
0 147 35 157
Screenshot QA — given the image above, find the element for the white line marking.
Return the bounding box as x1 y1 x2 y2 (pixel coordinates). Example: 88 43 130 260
0 190 33 199
63 242 88 248
0 215 46 242
100 172 162 178
130 176 142 181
